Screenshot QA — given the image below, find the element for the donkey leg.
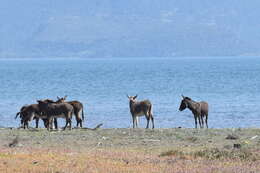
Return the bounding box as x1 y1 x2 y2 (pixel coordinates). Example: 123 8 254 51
26 112 35 129
23 121 26 129
205 114 208 128
149 107 154 129
67 112 73 130
23 118 26 129
50 118 55 130
80 119 83 128
76 114 82 128
75 113 79 127
63 118 69 130
42 118 47 128
26 121 29 129
136 117 139 128
132 116 135 128
21 118 25 129
201 115 204 128
79 116 83 128
69 118 72 130
77 112 83 128
73 112 78 128
35 117 39 128
24 116 30 129
76 119 79 128
146 115 150 129
20 119 24 128
151 115 154 129
194 116 198 128
198 115 202 128
54 118 58 129
47 118 52 131
24 118 29 129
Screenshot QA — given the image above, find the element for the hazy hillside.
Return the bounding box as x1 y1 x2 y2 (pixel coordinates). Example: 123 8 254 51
1 0 260 58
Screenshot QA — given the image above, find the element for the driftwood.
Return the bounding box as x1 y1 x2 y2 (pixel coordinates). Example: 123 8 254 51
81 123 103 130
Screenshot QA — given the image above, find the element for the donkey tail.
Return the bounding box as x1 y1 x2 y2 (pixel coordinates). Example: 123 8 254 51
15 112 20 119
82 109 85 121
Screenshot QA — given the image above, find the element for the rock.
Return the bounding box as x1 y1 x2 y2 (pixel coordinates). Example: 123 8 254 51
102 136 108 140
250 135 258 140
122 159 129 164
223 145 232 149
233 143 241 149
226 134 239 140
17 143 23 147
8 136 20 147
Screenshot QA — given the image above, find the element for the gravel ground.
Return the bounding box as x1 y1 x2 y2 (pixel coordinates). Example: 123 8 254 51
1 127 260 173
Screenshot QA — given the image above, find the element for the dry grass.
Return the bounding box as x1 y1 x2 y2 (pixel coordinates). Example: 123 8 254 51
0 147 260 173
0 128 260 172
160 148 259 162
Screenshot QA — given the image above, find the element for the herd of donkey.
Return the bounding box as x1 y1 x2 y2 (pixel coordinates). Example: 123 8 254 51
15 95 209 130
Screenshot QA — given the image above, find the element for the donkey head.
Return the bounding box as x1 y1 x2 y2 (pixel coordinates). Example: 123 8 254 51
179 95 191 111
56 95 67 103
127 94 138 103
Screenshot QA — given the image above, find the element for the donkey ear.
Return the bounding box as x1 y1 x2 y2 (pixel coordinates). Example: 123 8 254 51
57 96 60 100
133 95 138 99
181 95 185 99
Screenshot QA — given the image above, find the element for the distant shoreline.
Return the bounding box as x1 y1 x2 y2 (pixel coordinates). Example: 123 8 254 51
0 55 260 60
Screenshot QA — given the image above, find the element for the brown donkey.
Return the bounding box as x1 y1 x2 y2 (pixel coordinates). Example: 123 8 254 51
56 96 84 128
37 100 74 130
56 96 85 128
15 104 49 129
127 95 154 129
179 95 208 128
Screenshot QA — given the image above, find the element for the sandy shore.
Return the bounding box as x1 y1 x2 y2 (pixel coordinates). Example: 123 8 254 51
0 128 260 173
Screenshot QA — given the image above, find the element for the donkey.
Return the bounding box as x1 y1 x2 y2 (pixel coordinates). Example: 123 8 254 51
127 95 154 129
15 104 48 129
56 96 85 128
37 100 74 130
16 103 58 129
179 95 208 128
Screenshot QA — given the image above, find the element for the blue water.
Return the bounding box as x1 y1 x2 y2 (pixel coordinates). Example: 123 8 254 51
0 57 260 128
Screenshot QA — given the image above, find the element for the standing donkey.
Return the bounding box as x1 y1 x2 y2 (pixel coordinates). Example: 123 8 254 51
56 96 85 128
15 104 49 129
179 95 209 128
37 100 74 131
127 95 154 129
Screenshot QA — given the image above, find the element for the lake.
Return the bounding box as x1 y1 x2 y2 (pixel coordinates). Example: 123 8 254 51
0 57 260 128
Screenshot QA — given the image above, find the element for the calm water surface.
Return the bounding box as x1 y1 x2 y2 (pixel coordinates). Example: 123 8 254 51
0 57 260 128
